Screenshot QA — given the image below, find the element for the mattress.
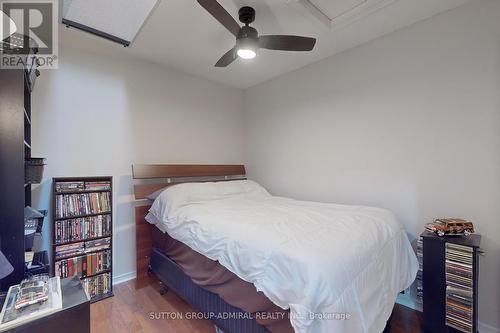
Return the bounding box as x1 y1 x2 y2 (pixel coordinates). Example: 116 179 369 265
152 226 293 333
147 181 419 333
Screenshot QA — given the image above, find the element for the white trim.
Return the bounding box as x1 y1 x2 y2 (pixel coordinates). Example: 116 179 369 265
395 295 499 333
288 0 400 30
129 0 160 44
293 0 332 28
479 322 500 333
112 271 136 285
329 0 399 30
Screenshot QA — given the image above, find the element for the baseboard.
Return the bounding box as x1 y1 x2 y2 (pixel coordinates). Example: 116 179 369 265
480 322 500 333
396 295 499 333
112 271 136 285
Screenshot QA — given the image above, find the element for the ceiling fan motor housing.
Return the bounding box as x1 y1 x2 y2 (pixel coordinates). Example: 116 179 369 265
239 6 255 25
236 24 258 54
237 7 258 54
237 25 258 40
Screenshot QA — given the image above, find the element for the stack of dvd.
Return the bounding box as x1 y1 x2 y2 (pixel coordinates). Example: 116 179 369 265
55 192 111 218
84 181 111 191
55 250 111 278
55 181 84 192
54 237 111 260
416 236 423 304
54 214 112 244
82 272 111 299
445 243 473 333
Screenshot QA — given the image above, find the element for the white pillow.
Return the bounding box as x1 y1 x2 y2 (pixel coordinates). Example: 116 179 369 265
148 180 270 223
145 211 160 225
148 182 219 223
216 180 270 198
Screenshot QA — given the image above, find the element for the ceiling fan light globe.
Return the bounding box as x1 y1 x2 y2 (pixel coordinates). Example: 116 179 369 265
237 48 256 60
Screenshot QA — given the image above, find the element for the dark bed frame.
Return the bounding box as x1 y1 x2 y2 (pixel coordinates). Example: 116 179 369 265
132 164 392 333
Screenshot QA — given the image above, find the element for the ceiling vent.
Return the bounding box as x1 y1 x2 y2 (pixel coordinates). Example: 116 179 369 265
62 0 159 46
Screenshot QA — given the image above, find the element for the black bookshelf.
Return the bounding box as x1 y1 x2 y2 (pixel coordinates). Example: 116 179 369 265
421 231 481 333
52 177 114 303
0 37 38 289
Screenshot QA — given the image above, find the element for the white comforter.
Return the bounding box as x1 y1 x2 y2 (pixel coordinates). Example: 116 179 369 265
148 193 418 333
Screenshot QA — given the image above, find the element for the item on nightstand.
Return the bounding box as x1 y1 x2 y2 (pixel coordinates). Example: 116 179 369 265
0 275 62 332
425 218 475 237
14 275 50 309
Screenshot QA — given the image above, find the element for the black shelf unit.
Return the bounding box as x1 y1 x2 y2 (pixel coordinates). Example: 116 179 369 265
0 37 38 289
421 231 481 333
52 177 114 302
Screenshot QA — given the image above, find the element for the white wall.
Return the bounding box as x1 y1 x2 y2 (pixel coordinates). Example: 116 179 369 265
243 0 500 330
31 28 244 283
31 1 500 330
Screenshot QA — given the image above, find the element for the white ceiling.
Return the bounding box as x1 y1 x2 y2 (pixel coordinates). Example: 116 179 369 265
66 0 472 88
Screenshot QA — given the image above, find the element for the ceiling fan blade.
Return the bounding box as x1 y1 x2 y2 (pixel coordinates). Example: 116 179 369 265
197 0 241 37
258 35 316 51
215 48 237 67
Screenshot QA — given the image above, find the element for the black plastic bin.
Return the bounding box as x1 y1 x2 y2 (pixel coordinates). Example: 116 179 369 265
25 157 46 184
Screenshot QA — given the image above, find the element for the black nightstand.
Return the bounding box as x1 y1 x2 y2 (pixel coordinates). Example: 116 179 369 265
5 276 90 333
421 231 481 333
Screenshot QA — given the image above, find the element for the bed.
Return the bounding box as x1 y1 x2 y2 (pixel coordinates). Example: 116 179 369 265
132 164 418 333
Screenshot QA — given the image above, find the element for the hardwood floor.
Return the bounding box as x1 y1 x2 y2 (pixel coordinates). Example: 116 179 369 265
91 279 422 333
390 302 423 333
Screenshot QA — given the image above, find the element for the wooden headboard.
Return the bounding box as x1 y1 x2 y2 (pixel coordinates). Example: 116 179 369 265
132 164 246 199
132 164 246 288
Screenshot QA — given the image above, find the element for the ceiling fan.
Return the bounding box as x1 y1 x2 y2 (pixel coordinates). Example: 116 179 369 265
197 0 317 67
